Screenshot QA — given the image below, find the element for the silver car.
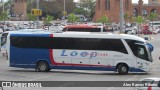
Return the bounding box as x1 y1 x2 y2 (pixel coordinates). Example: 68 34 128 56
136 78 160 90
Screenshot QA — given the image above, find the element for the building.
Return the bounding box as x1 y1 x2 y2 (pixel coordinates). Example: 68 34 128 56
13 0 27 20
94 0 132 22
94 0 160 22
148 0 160 4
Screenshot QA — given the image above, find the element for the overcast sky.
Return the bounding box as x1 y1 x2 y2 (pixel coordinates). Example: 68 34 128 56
132 0 148 3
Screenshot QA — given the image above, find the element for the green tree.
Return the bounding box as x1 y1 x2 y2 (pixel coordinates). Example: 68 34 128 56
77 0 96 18
26 0 76 19
149 12 158 21
27 13 37 21
135 16 144 36
43 15 54 30
97 15 110 25
136 16 144 24
68 13 78 23
43 15 54 24
73 8 88 17
124 13 129 22
0 11 8 21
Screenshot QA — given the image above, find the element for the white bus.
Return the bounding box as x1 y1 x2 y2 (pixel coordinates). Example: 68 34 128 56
8 32 153 75
149 21 160 28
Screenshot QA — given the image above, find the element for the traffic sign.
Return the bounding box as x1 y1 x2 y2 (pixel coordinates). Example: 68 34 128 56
31 9 42 16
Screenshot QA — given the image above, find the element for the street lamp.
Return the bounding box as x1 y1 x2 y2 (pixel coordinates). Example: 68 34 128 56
63 0 66 23
36 0 39 29
119 0 124 33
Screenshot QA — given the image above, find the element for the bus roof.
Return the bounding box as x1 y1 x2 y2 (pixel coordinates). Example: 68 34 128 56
10 32 146 42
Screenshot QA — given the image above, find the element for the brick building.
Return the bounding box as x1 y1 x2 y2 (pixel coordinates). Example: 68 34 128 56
94 0 132 22
13 0 27 20
94 0 160 22
148 0 160 4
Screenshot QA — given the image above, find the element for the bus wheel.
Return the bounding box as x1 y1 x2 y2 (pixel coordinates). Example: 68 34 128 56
37 61 49 72
118 64 128 75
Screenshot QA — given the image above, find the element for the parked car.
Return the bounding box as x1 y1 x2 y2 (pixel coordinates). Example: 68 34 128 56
150 26 160 34
139 25 156 34
0 28 3 34
139 30 155 34
125 28 136 34
135 78 160 90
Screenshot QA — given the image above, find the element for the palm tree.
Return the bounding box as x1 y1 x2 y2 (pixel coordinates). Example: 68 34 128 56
97 15 110 26
68 13 78 23
135 16 144 36
43 15 54 30
148 12 158 34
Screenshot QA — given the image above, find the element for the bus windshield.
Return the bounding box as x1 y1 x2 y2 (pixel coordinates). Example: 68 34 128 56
125 39 153 62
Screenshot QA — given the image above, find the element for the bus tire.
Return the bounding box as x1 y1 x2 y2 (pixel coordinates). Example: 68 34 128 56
37 61 49 72
118 64 128 75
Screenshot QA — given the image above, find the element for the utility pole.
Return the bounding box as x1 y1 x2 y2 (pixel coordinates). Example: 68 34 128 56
119 0 124 33
36 0 39 29
2 0 4 23
63 0 66 24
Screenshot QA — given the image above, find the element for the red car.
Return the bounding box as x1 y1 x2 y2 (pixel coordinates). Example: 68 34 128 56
139 25 155 34
139 30 155 34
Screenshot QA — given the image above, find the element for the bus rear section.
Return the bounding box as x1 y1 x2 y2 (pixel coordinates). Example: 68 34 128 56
9 33 153 75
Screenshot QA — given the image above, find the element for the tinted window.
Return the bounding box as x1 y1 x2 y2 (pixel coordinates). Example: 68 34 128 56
63 28 101 32
125 39 148 60
11 36 128 54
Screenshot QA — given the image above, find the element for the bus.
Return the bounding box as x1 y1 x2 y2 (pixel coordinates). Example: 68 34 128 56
149 21 160 28
8 32 153 75
1 29 50 56
62 25 106 32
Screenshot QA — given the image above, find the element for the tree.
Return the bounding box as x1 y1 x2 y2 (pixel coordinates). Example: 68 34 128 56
26 0 76 19
0 11 8 21
73 8 88 17
27 13 36 21
97 15 110 25
43 15 54 30
77 0 96 18
149 12 158 21
68 13 78 23
124 13 129 22
135 16 144 36
27 13 37 28
136 16 144 24
43 15 54 24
